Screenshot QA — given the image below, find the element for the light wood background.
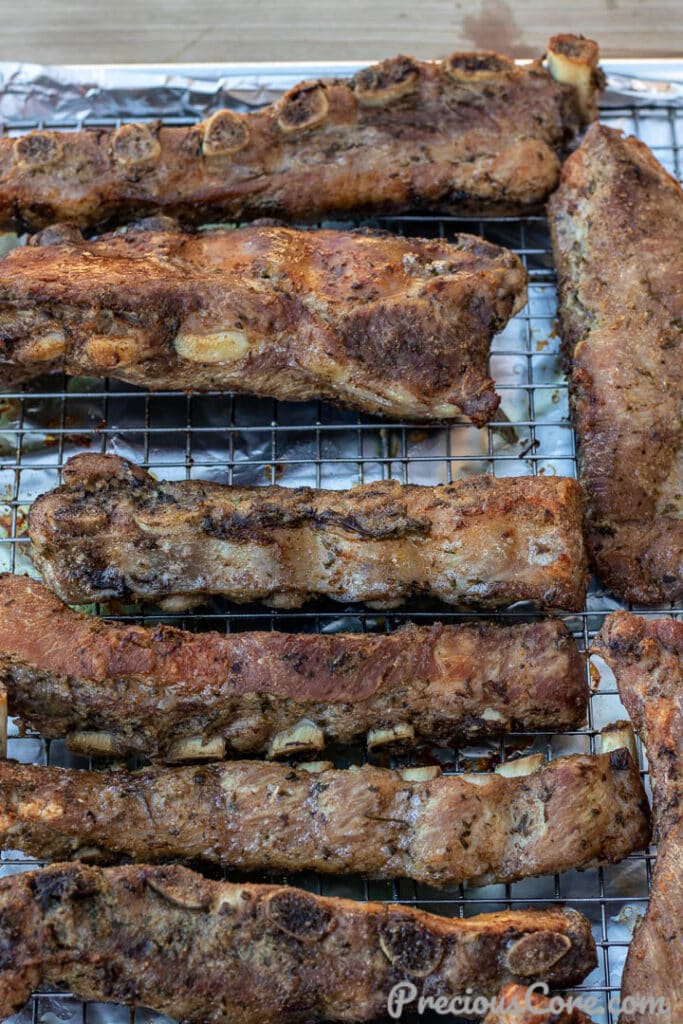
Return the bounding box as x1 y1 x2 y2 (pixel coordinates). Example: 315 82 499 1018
0 0 681 66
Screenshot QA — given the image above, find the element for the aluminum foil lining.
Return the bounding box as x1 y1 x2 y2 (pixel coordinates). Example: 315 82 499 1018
0 58 681 125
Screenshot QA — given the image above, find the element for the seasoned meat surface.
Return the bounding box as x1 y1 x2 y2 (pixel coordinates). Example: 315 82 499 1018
549 124 683 604
0 36 600 233
484 983 596 1022
0 574 588 760
0 862 597 1023
592 613 683 1024
28 453 588 611
0 223 527 425
0 747 649 886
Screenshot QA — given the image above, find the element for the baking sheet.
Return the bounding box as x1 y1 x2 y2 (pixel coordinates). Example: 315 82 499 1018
0 56 681 1024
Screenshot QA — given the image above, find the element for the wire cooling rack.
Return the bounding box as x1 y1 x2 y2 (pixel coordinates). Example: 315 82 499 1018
0 82 682 1024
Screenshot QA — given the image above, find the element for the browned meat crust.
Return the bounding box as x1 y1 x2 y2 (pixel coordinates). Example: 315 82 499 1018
592 613 683 1024
0 223 527 425
0 573 588 760
0 861 597 1023
28 453 588 612
0 37 600 234
0 743 649 885
484 983 595 1023
548 124 683 604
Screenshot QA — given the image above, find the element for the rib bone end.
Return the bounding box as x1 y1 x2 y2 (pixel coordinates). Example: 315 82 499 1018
66 730 123 758
599 721 639 767
166 734 227 763
495 753 545 778
268 720 325 760
277 83 329 133
202 110 250 156
504 930 572 975
367 722 415 752
399 765 442 782
444 52 515 82
547 35 601 124
112 123 161 168
352 56 420 106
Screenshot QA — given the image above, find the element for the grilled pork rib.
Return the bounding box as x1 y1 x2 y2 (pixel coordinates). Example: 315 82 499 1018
592 613 683 1024
549 124 683 604
0 574 588 761
0 862 597 1023
0 223 527 425
28 453 588 612
0 738 649 886
0 36 600 234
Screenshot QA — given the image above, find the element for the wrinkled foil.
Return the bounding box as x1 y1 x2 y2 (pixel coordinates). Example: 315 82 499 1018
0 59 680 126
0 62 283 123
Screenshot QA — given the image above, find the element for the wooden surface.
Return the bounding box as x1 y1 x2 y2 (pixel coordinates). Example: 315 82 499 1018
0 0 681 65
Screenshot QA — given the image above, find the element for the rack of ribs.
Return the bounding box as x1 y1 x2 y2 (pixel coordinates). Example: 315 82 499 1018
0 221 527 425
592 612 683 1024
27 453 588 612
0 861 597 1023
0 727 649 886
0 573 588 761
0 36 601 233
549 124 683 604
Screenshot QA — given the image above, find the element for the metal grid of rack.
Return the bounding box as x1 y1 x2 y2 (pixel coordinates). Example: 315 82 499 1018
0 92 681 1024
